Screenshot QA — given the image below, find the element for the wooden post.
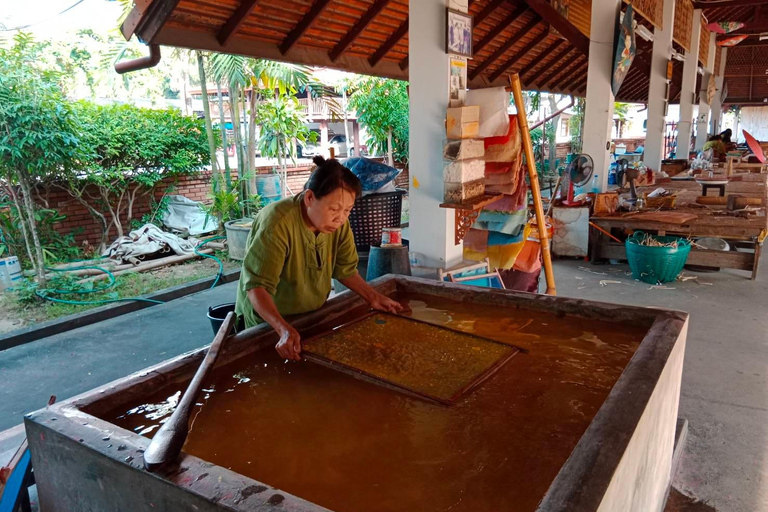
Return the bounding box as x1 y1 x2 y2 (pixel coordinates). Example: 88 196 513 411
509 73 557 295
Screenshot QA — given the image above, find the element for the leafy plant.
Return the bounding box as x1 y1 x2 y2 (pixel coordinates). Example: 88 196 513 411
346 76 409 164
203 173 264 226
129 187 176 231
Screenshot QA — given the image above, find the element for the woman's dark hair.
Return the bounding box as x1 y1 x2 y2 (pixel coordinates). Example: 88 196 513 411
707 134 722 142
305 156 362 199
720 128 732 143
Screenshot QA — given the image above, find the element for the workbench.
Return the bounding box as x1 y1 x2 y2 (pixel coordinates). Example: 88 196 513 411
590 175 767 280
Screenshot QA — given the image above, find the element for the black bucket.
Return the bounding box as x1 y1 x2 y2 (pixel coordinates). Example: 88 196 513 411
207 303 242 336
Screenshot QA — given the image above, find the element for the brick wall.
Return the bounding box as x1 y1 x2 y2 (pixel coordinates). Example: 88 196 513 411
38 161 409 247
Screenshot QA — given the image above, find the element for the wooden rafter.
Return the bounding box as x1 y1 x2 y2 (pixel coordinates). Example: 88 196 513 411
521 0 590 55
330 0 392 62
474 0 507 27
469 14 541 80
536 49 578 86
473 5 528 55
134 0 182 44
488 29 549 82
570 74 588 93
279 0 334 55
369 18 408 67
217 0 260 47
524 41 569 83
399 56 408 70
550 58 586 90
519 39 566 81
693 0 768 9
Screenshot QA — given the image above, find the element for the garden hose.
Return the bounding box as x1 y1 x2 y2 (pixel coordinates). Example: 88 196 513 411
34 236 227 306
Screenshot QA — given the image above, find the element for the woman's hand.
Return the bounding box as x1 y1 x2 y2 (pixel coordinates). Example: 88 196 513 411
275 324 302 361
369 293 404 314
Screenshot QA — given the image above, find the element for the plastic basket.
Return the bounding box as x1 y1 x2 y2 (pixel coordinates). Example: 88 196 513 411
348 189 406 253
625 231 692 284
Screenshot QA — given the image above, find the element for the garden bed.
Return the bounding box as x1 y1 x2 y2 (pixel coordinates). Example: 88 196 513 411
0 257 240 336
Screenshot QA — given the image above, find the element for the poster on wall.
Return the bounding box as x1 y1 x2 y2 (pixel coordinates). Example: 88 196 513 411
611 4 636 96
446 9 473 58
449 57 468 107
447 0 469 11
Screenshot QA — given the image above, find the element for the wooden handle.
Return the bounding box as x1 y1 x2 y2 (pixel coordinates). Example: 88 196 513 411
509 74 556 295
143 312 235 470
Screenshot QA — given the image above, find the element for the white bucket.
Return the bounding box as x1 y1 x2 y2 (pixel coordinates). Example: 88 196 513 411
0 256 22 290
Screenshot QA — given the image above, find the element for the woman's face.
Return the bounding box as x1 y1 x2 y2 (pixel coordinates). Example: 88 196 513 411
304 187 356 234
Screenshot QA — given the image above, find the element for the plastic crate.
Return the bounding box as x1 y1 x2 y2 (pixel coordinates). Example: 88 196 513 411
626 231 691 284
349 190 406 253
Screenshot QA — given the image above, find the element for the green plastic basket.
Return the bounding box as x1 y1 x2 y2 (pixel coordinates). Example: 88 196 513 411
625 231 692 284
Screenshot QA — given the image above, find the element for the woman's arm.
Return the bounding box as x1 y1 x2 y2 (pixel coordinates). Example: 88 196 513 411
339 273 403 313
247 287 302 361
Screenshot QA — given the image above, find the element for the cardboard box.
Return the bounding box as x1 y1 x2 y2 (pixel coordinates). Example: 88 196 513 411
446 106 480 139
444 159 485 183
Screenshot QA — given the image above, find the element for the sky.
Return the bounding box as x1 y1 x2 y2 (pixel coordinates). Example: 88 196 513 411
1 0 123 37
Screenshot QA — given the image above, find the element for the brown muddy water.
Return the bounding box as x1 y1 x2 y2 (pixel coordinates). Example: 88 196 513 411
104 293 647 512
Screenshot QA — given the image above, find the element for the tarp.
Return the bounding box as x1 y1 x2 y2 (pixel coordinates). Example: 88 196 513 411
102 224 198 264
162 195 219 236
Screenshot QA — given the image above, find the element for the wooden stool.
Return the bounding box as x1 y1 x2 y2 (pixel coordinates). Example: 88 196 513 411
701 183 726 197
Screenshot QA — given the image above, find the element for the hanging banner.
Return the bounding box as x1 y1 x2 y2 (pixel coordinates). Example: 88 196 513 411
707 21 745 34
612 4 636 96
717 34 747 47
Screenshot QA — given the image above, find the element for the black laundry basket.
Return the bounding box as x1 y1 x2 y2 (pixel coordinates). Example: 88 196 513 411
348 189 406 254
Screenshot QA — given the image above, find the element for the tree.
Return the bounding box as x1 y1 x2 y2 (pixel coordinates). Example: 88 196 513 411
0 32 83 286
62 102 210 252
256 94 316 197
614 102 631 138
346 77 409 164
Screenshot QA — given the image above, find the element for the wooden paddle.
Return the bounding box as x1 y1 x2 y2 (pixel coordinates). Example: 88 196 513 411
143 312 235 471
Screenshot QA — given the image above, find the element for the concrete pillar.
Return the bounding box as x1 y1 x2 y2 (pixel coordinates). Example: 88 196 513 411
676 9 701 158
695 32 716 150
320 120 329 156
710 47 727 134
352 120 361 157
408 0 463 268
582 0 622 191
644 0 676 170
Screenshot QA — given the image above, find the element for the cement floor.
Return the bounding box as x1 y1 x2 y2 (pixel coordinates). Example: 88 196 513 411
1 261 766 511
552 259 767 512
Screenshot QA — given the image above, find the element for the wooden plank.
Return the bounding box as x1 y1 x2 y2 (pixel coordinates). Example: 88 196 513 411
469 14 541 80
524 42 569 84
473 0 507 27
279 0 334 54
519 39 566 80
217 0 260 46
368 17 408 66
399 55 408 70
536 50 580 87
488 28 549 81
329 0 392 62
550 59 586 90
693 0 768 9
595 242 756 272
521 0 590 55
473 4 529 55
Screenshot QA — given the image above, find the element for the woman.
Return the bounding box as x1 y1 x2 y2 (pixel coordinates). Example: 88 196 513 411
702 134 727 160
235 156 402 361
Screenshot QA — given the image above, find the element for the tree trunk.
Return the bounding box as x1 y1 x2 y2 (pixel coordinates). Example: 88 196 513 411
229 85 245 181
247 89 258 196
196 52 221 181
7 184 37 276
387 128 394 167
241 90 250 176
216 81 232 192
342 89 352 156
277 138 286 198
17 170 47 287
548 94 560 174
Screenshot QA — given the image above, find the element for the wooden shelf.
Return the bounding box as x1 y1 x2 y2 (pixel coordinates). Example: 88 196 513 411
439 194 503 245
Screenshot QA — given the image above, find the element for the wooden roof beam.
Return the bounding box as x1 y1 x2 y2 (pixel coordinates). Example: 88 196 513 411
693 0 768 9
469 14 542 80
519 39 566 82
488 29 550 82
133 0 182 44
536 50 580 87
474 5 529 55
369 18 408 67
330 0 392 62
521 0 590 55
524 42 569 84
217 0 260 47
570 74 588 93
474 0 507 27
280 0 334 55
399 56 408 70
550 57 587 90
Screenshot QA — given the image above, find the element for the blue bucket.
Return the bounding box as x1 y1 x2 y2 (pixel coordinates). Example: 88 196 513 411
256 174 282 204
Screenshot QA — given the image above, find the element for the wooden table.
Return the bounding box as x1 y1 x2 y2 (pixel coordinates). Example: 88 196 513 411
590 209 767 280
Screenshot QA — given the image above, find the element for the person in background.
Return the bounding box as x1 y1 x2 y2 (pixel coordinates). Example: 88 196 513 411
703 134 727 161
719 128 737 151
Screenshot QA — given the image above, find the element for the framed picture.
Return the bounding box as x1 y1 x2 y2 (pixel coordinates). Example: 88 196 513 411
446 9 473 58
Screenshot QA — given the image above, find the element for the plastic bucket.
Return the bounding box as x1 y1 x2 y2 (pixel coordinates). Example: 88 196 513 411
207 303 242 336
0 256 22 290
366 245 412 281
256 173 282 204
626 232 691 284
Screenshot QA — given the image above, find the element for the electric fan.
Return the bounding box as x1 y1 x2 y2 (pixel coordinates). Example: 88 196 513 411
562 154 594 207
